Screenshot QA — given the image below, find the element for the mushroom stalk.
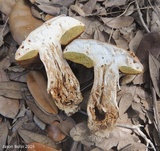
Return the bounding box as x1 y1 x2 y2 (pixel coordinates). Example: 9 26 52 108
63 39 143 137
15 16 85 115
88 64 119 136
39 43 82 114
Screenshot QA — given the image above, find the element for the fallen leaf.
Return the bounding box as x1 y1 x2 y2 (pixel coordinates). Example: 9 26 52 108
129 30 144 52
0 57 11 70
27 70 58 115
124 4 135 16
82 0 97 15
9 0 43 45
57 114 76 136
0 81 26 99
18 129 59 149
103 0 127 7
33 115 46 130
0 0 16 16
0 121 9 150
0 96 19 118
31 0 74 7
7 66 27 82
46 121 66 142
75 16 101 39
149 53 160 97
136 31 160 64
70 122 139 150
37 4 60 15
23 89 58 124
120 74 136 85
0 21 10 47
118 93 133 116
117 141 146 150
101 16 134 29
70 5 86 17
30 5 42 19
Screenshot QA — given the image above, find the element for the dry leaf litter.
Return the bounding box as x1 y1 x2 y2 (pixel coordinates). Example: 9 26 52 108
0 0 160 151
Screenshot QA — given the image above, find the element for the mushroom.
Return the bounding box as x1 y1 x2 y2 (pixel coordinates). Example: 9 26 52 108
15 16 85 115
63 39 143 137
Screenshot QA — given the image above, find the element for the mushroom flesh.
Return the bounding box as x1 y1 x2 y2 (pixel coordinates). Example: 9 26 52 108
15 16 85 115
63 39 143 137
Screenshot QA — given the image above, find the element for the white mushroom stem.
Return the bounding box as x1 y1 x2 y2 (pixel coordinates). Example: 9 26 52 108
88 63 119 136
63 39 143 137
15 16 85 115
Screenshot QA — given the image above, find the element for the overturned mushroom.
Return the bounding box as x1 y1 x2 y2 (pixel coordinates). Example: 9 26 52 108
63 39 143 137
15 16 85 115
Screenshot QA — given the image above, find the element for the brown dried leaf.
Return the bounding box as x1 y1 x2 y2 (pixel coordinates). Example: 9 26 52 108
9 0 43 45
74 16 103 39
46 121 66 142
31 6 42 19
0 0 16 16
0 69 9 82
103 0 127 7
0 81 26 91
33 115 46 130
149 53 160 97
58 115 76 136
0 22 10 47
117 141 146 150
37 4 60 15
0 81 26 99
0 96 19 118
118 93 133 116
24 89 58 124
129 30 144 52
93 28 111 42
0 57 11 70
101 16 134 29
0 121 9 149
18 129 59 149
70 122 139 150
136 31 160 64
27 71 58 115
31 0 74 7
120 75 136 85
70 5 86 17
82 0 97 15
131 102 144 115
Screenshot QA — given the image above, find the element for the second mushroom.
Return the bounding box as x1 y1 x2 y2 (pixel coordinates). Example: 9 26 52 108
63 39 143 137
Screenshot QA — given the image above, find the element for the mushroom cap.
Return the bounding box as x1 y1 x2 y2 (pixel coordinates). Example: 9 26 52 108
63 39 143 74
15 16 85 67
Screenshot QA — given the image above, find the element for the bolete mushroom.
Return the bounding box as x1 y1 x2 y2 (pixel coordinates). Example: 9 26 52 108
15 16 85 115
63 39 143 137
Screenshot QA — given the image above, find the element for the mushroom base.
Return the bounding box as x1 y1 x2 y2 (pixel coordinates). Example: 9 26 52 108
88 99 119 138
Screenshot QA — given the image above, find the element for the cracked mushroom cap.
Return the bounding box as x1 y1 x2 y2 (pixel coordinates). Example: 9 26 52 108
63 39 143 137
15 16 85 115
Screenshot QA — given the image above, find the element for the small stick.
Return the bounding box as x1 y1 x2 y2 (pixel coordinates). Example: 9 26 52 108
135 0 150 33
117 124 156 151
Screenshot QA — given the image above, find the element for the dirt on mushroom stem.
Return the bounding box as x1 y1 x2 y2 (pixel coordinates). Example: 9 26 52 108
15 16 85 115
39 43 83 115
63 39 143 137
87 63 119 137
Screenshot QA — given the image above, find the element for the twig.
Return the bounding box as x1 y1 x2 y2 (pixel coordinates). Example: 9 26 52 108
117 124 156 151
151 86 160 139
135 0 150 33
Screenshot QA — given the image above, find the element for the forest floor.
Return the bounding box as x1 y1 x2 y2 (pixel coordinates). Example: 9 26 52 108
0 0 160 151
